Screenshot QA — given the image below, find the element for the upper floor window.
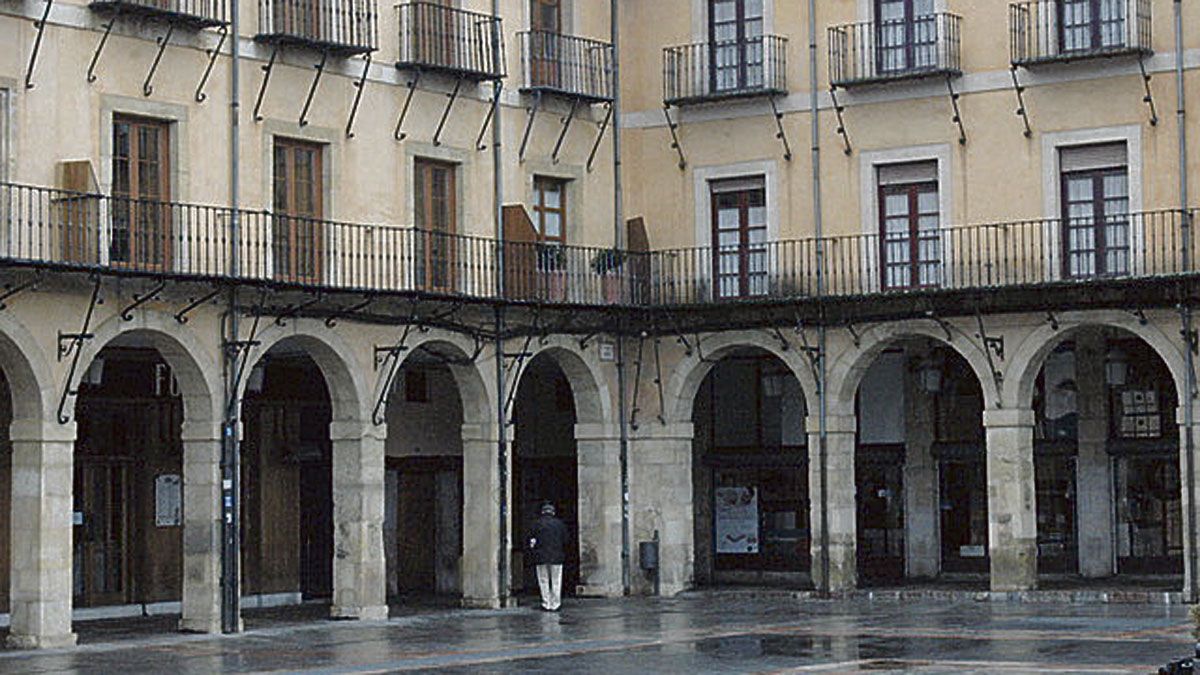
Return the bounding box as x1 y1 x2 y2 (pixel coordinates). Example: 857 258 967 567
711 176 767 299
876 0 937 74
1060 0 1129 53
1059 142 1128 279
532 176 567 245
272 137 324 284
112 115 171 270
710 0 765 93
877 161 940 290
531 0 561 32
414 157 457 291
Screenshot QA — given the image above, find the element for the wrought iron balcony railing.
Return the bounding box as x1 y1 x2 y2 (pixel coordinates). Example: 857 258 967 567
663 35 787 105
256 0 377 55
88 0 228 27
0 182 1194 309
828 13 961 87
519 30 614 103
396 2 505 80
1010 0 1151 66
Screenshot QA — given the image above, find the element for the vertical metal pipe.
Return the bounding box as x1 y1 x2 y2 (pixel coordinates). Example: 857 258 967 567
611 0 631 596
1174 0 1196 603
807 0 830 595
221 0 242 633
491 0 509 607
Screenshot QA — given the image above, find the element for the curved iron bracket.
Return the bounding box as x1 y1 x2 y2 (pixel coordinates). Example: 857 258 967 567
87 7 121 84
324 295 374 328
946 75 966 145
586 101 613 172
175 287 222 324
974 312 1005 398
629 333 646 430
551 96 580 165
273 293 322 326
662 104 686 170
829 86 852 155
344 53 371 138
1009 66 1032 138
120 279 166 320
476 89 499 151
56 278 102 424
25 0 54 89
252 43 280 122
393 69 422 141
768 96 793 162
0 275 41 311
372 323 416 425
143 22 176 97
195 24 228 103
1139 55 1159 126
298 49 329 128
518 91 542 163
432 76 463 147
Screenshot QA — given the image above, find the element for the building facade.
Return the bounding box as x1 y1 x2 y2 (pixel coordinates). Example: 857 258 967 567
0 0 1197 650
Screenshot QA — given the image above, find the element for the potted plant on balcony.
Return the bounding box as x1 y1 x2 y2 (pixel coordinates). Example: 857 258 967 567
590 248 626 303
536 242 567 302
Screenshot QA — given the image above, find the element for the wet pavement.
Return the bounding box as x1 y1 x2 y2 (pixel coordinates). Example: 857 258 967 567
0 594 1192 673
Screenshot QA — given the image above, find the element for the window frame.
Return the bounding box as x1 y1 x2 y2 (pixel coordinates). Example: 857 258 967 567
532 175 568 246
710 177 767 299
111 114 172 271
271 136 325 284
1059 164 1130 279
413 157 458 292
877 178 940 291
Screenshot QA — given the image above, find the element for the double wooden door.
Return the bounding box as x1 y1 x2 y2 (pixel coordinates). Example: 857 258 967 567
112 115 171 271
273 138 324 284
414 158 457 292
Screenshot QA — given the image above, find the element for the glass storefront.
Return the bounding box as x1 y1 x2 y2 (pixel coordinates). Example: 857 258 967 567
1115 453 1183 574
712 463 810 573
857 446 905 582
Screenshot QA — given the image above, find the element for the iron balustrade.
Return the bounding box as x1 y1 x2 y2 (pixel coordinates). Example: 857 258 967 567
662 35 788 105
519 30 614 103
396 2 505 80
828 12 961 87
256 0 377 54
1010 0 1152 66
88 0 229 27
0 183 1194 308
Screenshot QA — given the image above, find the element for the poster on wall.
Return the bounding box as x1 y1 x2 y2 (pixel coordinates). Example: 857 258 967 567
155 474 182 527
715 487 759 554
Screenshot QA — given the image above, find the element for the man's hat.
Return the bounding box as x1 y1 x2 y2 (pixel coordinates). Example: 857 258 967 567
541 502 555 516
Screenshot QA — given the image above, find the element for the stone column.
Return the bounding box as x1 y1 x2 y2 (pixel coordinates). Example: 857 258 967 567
1178 402 1200 601
179 421 223 633
7 418 76 649
461 422 509 608
904 374 940 579
628 423 693 596
574 422 622 597
984 408 1038 592
329 420 387 620
807 414 857 593
1075 331 1114 578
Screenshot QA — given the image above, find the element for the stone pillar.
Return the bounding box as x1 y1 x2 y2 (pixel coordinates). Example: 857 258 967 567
7 419 76 649
574 423 622 597
1075 331 1114 578
904 374 940 579
1178 402 1200 601
461 422 509 608
179 421 223 633
628 423 693 596
808 414 857 593
329 420 387 620
984 408 1038 592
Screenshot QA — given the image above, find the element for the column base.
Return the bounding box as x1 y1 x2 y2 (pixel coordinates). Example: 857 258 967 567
330 605 388 621
177 617 223 634
576 583 623 598
6 632 77 650
461 596 519 609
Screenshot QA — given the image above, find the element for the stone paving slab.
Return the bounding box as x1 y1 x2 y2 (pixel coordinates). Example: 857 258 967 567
0 596 1192 673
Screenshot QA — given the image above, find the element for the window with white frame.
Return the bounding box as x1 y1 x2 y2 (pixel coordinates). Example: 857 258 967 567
877 161 940 290
1059 142 1129 279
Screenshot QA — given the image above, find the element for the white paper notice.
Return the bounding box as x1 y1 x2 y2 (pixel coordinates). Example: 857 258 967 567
156 474 182 527
715 487 759 554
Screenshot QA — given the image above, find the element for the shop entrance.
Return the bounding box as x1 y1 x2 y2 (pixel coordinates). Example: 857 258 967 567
856 446 905 583
938 455 989 574
1035 452 1078 574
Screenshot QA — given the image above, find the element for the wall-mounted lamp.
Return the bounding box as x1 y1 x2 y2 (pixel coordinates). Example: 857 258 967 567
918 362 942 393
761 373 785 398
1105 347 1129 387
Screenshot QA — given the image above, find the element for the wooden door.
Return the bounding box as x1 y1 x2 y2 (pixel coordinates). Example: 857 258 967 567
414 158 457 292
74 461 131 607
879 181 940 289
529 0 562 87
711 179 767 299
504 204 539 301
1061 167 1129 278
112 115 171 271
272 138 324 284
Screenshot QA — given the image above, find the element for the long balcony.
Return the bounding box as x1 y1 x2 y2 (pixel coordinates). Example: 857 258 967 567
0 182 1194 313
1010 0 1151 67
828 13 961 87
256 0 378 55
396 2 505 81
88 0 228 28
663 35 787 105
518 31 614 103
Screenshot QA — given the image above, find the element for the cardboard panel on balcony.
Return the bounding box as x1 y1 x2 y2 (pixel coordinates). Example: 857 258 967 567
627 216 650 304
503 204 538 301
55 160 101 266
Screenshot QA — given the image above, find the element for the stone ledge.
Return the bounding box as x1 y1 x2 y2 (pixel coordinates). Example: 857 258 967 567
682 587 1186 605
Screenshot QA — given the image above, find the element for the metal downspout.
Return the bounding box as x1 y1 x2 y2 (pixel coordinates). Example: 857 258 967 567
221 0 242 633
807 0 829 595
1174 0 1196 603
611 0 631 595
491 0 509 607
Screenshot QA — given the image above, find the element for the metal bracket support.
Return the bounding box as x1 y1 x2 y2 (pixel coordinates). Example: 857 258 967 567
766 325 790 352
143 21 176 97
1129 308 1149 326
1181 305 1199 399
551 97 581 164
586 101 613 172
393 69 422 141
975 312 1005 397
195 24 227 102
1139 55 1159 126
845 321 861 347
252 43 280 122
768 96 793 162
652 337 666 425
829 86 852 155
344 53 371 138
1009 66 1032 138
273 294 322 326
629 333 646 430
175 287 222 324
298 49 329 128
794 321 822 388
25 0 54 89
371 323 415 425
87 7 120 84
0 276 40 311
925 311 954 342
56 278 102 424
1045 311 1059 331
502 332 537 424
432 76 463 147
324 295 373 328
518 91 542 163
946 75 966 145
662 104 686 170
120 279 166 321
476 90 498 151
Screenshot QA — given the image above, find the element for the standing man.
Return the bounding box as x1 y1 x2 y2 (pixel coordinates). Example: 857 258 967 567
527 502 569 612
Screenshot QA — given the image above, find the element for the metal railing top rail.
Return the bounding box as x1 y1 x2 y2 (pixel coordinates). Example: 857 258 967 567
518 30 615 103
828 12 962 87
256 0 379 54
1009 0 1152 66
88 0 230 27
662 34 788 105
396 1 506 80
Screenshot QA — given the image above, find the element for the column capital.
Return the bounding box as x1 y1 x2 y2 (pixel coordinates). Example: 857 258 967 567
8 418 75 443
629 421 693 441
982 408 1035 429
330 418 384 442
461 422 501 443
180 420 223 443
805 414 856 434
574 422 622 441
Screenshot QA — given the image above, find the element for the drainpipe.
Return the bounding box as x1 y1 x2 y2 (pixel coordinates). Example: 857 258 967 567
491 0 509 607
807 0 830 596
611 0 631 596
221 0 243 633
1174 0 1196 604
